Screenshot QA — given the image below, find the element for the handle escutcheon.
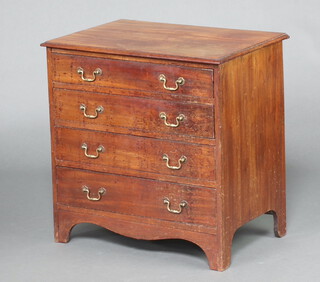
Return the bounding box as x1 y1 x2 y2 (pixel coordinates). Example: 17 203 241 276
80 104 104 119
163 197 187 214
159 74 185 91
77 67 102 82
159 112 185 128
82 185 106 201
162 154 187 170
81 143 105 159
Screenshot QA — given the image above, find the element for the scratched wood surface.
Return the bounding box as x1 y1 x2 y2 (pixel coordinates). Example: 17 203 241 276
51 52 214 98
53 88 215 140
56 167 217 227
42 19 288 64
213 42 287 270
55 127 216 185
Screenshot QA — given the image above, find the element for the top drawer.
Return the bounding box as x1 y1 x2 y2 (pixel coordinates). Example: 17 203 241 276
51 52 214 99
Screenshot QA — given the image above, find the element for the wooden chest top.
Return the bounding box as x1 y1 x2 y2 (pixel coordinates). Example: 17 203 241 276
41 19 288 64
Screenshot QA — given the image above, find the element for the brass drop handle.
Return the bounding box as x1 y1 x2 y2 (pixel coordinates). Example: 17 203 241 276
77 67 102 82
159 74 185 91
80 104 104 119
82 185 106 201
159 112 185 128
81 143 105 159
162 154 187 170
163 198 187 214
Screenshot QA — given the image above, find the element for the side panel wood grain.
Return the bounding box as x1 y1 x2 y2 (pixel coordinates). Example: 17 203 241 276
45 48 61 241
219 42 286 233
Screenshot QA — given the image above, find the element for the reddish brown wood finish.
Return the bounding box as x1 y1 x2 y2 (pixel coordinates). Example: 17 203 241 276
55 127 216 185
56 167 217 227
51 52 214 99
218 41 287 239
55 207 218 269
51 49 216 105
211 42 287 270
41 19 288 64
53 88 215 140
42 20 288 271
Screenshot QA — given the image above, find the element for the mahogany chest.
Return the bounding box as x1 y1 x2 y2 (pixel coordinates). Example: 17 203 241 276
41 20 289 271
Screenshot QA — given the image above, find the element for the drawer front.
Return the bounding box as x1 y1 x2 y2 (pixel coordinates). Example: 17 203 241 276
56 167 217 227
54 88 215 139
55 127 215 182
52 53 213 99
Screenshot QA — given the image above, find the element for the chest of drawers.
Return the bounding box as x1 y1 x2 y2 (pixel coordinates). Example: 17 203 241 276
41 20 289 271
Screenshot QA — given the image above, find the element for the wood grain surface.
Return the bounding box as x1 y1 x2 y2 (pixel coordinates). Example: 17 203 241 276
51 52 214 98
55 127 216 184
213 42 287 270
56 167 217 227
53 88 215 140
42 19 288 64
55 208 218 269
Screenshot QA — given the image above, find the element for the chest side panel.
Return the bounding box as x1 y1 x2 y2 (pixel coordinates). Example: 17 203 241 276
219 42 286 231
